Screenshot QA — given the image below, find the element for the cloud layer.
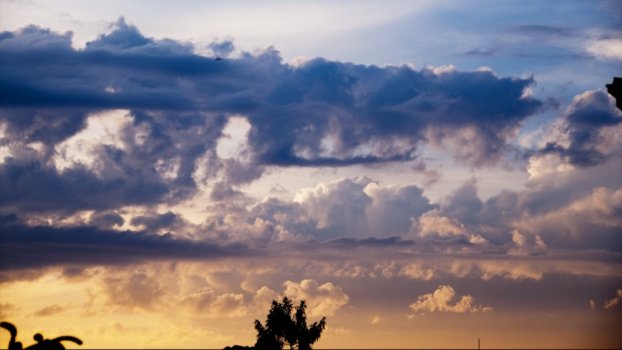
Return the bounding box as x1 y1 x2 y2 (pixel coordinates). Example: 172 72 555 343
0 19 546 219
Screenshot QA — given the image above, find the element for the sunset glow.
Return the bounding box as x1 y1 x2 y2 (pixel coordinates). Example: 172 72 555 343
1 1 621 349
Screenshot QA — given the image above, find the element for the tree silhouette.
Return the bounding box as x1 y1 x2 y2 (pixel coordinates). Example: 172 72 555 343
293 301 325 350
253 297 326 350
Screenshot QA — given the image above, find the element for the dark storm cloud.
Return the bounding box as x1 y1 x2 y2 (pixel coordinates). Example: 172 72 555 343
0 108 87 151
0 19 544 216
130 211 182 232
0 157 170 213
545 90 622 166
0 219 249 271
325 236 415 248
208 39 235 58
1 19 542 164
0 110 228 214
88 211 125 228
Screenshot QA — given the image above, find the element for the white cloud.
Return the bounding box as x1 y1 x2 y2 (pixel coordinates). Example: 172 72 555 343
428 64 457 75
414 211 487 245
516 186 622 243
369 315 381 325
604 288 622 310
527 153 575 180
282 279 349 317
586 38 622 61
409 285 492 314
508 229 547 256
216 116 251 160
53 109 132 177
291 177 432 238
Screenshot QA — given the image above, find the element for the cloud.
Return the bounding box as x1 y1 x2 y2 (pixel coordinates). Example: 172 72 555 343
414 211 487 245
0 109 229 215
369 315 381 325
409 285 492 314
130 211 184 233
288 177 432 238
89 211 125 229
293 177 373 238
182 289 248 317
208 39 235 58
32 304 64 317
1 20 541 165
514 186 622 251
0 220 248 271
586 38 622 61
508 229 547 256
282 279 349 316
0 302 17 318
533 90 622 167
0 20 546 219
464 48 496 57
604 288 622 310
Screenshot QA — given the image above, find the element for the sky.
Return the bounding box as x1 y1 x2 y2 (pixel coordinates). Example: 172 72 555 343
0 0 621 348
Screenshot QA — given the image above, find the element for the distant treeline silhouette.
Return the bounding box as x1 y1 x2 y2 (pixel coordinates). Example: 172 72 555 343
225 297 326 350
1 322 82 350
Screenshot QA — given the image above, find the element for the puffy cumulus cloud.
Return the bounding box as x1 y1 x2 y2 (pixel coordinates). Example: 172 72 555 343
604 288 622 310
507 229 547 256
289 177 432 238
418 161 622 252
534 90 622 167
409 285 492 314
294 177 373 238
84 263 348 320
413 210 487 245
526 152 575 180
282 279 349 316
201 203 300 243
364 182 433 236
515 186 622 251
198 177 434 242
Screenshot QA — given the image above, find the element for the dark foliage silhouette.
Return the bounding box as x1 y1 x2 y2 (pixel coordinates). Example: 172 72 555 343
225 297 326 350
1 322 82 350
607 77 622 111
254 297 326 350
